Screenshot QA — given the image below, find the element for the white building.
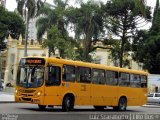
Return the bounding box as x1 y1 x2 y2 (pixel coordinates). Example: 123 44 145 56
3 35 48 87
0 0 6 7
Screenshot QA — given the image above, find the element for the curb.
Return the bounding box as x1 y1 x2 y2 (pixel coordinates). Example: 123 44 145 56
142 104 160 107
0 101 15 103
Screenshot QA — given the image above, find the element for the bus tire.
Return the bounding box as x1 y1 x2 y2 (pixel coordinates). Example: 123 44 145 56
38 105 46 110
62 96 74 112
114 97 127 111
94 106 106 110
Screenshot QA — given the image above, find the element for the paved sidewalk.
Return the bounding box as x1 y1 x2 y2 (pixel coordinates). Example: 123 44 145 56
0 92 15 103
0 87 15 103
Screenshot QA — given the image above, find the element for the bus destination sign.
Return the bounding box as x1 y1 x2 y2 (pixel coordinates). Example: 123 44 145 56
20 58 45 65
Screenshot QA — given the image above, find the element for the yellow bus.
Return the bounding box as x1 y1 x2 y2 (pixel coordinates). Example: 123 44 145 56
15 57 148 111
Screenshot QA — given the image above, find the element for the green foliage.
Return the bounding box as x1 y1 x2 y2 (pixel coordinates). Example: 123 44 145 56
132 0 160 74
103 0 151 67
16 0 44 20
133 30 160 73
0 6 25 51
36 0 69 40
0 7 8 50
7 12 25 39
151 0 160 33
42 26 76 59
36 6 58 40
37 0 78 58
66 0 104 62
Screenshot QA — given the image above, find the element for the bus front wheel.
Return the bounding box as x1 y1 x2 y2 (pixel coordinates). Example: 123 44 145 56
38 105 46 110
113 97 127 111
62 96 74 112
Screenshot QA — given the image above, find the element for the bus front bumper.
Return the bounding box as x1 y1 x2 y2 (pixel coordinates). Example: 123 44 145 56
15 95 44 104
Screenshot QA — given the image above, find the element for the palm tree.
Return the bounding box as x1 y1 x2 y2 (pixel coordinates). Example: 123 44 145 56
66 1 104 62
36 0 70 56
36 0 69 40
36 6 57 40
16 0 45 20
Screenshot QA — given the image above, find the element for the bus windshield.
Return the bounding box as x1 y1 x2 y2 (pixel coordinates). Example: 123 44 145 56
17 65 44 88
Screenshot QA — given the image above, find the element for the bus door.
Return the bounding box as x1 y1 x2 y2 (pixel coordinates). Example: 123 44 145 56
61 65 77 103
74 67 91 105
91 69 106 105
44 64 62 105
104 71 119 106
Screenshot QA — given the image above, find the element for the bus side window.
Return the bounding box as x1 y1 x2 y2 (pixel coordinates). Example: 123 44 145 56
119 72 130 87
76 67 91 83
46 66 61 86
130 74 141 88
106 71 117 85
92 69 105 85
141 75 147 88
63 65 75 82
115 72 118 85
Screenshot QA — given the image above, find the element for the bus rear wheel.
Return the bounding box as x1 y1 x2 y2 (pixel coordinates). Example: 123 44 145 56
94 106 106 110
38 105 46 110
113 97 127 111
62 96 74 112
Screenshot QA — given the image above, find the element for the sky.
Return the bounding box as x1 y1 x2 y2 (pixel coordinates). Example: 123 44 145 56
6 0 157 12
5 0 157 29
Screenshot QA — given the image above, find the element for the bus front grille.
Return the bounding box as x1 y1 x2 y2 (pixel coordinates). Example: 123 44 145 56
21 94 33 97
19 89 36 93
22 98 32 101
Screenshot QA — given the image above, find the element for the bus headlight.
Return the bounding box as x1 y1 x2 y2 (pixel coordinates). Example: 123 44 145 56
36 91 41 97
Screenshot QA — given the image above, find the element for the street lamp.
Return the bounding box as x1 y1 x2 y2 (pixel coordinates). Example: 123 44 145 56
23 1 28 57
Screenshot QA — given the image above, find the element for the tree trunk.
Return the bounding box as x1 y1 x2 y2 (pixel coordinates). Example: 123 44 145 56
120 39 124 68
59 49 65 58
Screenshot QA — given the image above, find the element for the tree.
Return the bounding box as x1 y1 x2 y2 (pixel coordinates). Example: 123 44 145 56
42 26 76 59
0 6 8 51
16 0 45 42
7 12 25 39
36 0 69 40
103 0 151 67
133 30 160 73
150 0 160 33
132 30 149 66
133 0 160 74
16 0 44 20
0 6 25 51
36 5 57 40
36 0 73 57
66 1 104 62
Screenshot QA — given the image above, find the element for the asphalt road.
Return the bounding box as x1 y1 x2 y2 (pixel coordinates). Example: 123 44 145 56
0 103 160 120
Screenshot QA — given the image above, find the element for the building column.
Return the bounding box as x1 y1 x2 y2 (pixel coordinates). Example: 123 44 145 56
3 65 9 91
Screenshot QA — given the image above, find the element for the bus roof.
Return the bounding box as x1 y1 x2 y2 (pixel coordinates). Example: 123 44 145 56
22 56 148 75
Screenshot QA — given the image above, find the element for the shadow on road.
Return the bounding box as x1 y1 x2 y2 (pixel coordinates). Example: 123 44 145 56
18 107 141 113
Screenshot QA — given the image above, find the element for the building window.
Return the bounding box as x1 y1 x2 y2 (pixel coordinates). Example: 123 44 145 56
31 39 34 45
11 54 15 64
